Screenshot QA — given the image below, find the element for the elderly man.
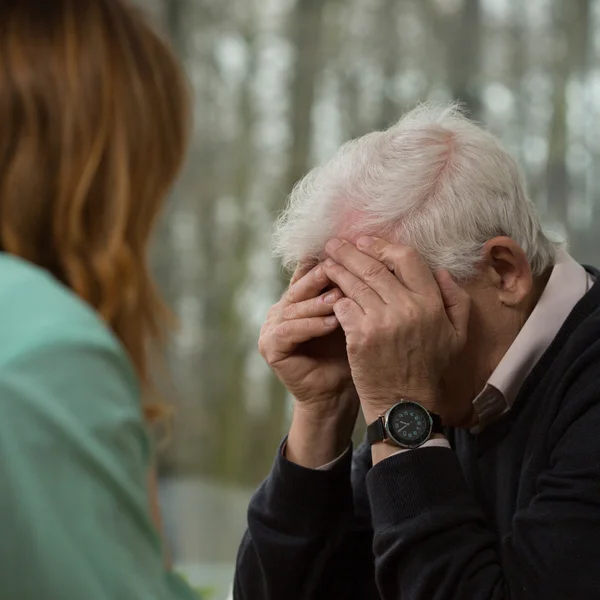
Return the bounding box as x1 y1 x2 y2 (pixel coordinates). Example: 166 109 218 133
233 104 600 600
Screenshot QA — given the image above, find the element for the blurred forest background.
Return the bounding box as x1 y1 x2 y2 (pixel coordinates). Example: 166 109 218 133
138 0 600 597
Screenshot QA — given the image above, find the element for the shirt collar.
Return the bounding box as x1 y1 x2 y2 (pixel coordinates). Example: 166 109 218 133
472 250 593 429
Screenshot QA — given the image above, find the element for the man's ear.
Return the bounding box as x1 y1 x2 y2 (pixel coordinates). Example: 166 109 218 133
481 237 533 307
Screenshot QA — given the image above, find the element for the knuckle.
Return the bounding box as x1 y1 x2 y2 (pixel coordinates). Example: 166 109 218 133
314 294 326 309
332 288 344 301
403 301 421 322
257 335 269 358
363 261 387 280
268 301 283 319
286 285 297 304
361 326 379 347
349 282 369 301
335 299 352 315
399 246 419 262
290 265 304 284
346 335 362 354
263 351 276 366
259 320 272 338
276 321 292 338
258 326 267 344
382 313 397 329
325 260 342 276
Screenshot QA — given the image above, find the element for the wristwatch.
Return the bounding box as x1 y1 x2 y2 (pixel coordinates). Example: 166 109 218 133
366 399 444 449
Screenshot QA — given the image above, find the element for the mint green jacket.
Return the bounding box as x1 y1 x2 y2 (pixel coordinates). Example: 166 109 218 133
0 254 198 600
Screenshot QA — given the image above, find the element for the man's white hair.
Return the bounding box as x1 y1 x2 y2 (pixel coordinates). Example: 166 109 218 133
273 103 559 280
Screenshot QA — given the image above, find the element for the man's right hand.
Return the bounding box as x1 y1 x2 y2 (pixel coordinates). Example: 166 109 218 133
259 263 359 468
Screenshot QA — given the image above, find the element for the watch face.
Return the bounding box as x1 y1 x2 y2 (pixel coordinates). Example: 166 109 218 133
386 401 432 448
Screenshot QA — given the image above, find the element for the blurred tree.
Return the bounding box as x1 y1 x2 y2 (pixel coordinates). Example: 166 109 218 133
216 2 260 484
421 0 482 118
160 0 231 477
508 3 528 167
284 0 328 195
257 0 329 477
546 1 571 232
141 0 600 590
546 0 590 245
148 0 600 490
564 0 594 262
150 0 190 475
378 0 402 128
449 0 482 118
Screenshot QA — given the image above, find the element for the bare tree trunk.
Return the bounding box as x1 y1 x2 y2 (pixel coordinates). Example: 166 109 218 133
152 0 190 476
340 69 363 139
565 0 593 261
162 0 228 477
284 0 327 194
509 4 527 164
451 0 482 117
152 0 188 314
262 0 328 460
421 0 482 117
330 0 365 140
377 0 401 128
164 0 187 56
546 0 590 235
217 20 259 485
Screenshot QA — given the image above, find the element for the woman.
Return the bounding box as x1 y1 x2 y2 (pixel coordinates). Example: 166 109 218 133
0 0 199 598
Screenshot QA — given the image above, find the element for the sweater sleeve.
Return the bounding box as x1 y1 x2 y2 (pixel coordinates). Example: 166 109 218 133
0 326 199 600
233 441 379 600
366 381 600 600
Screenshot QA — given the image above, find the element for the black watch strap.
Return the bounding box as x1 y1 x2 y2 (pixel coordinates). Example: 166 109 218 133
366 417 386 445
430 412 444 434
366 408 444 446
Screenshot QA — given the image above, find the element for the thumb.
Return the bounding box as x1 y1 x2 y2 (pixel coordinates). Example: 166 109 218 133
434 270 470 344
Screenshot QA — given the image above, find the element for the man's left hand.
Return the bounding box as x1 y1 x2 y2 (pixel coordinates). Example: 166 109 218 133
322 236 470 424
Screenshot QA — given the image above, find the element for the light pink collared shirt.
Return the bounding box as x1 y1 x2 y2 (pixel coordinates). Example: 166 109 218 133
318 250 593 467
471 250 594 431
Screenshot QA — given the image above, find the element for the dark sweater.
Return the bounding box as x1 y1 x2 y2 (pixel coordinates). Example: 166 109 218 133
234 273 600 600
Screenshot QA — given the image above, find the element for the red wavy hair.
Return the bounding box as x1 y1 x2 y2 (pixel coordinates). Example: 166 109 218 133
0 0 190 419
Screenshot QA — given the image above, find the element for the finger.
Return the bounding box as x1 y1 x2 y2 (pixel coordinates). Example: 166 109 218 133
356 237 440 297
286 263 331 305
290 260 314 285
274 315 339 349
322 259 379 312
333 297 363 333
324 238 402 303
434 270 471 345
283 287 343 320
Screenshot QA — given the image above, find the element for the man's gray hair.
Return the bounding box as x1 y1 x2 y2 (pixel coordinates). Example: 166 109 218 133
273 103 559 280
